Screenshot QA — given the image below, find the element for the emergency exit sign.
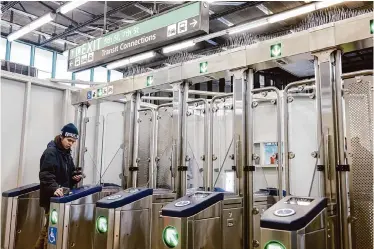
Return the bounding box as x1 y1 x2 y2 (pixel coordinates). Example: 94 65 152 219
370 20 374 34
67 2 209 72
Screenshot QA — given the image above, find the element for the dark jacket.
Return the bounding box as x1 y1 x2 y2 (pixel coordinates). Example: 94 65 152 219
39 136 77 210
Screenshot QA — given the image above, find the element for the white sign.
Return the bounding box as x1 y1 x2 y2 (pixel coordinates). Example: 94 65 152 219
81 54 87 64
108 86 114 95
167 24 177 37
102 87 108 96
178 20 187 34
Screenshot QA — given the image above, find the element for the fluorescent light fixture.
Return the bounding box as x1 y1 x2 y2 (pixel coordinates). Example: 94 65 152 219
7 13 56 41
162 41 195 54
107 51 156 70
256 4 273 15
58 1 89 14
228 19 269 35
315 0 345 9
268 5 316 23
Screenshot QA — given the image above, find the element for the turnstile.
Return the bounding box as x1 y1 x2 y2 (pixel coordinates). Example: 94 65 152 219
151 189 177 249
47 185 120 249
161 191 224 249
260 196 327 249
94 188 153 249
1 183 43 249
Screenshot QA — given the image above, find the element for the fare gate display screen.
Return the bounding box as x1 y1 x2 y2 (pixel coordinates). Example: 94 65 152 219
285 197 314 206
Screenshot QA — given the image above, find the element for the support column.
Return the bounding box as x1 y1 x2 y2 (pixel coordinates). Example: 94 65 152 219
172 82 188 198
232 68 253 249
74 103 88 187
314 49 350 249
123 92 141 188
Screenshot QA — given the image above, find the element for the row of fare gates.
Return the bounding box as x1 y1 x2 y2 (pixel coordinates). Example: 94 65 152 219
2 183 327 249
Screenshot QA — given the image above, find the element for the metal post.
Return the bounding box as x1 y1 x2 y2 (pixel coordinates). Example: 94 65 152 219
123 92 140 188
77 104 88 187
172 82 188 198
332 50 350 249
52 51 57 78
5 40 11 61
232 69 249 248
131 92 141 187
314 59 326 197
17 81 31 186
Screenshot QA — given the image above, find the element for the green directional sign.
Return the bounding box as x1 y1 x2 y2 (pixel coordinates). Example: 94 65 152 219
50 209 58 225
264 241 286 249
270 43 282 58
162 226 179 248
200 61 208 73
96 216 108 233
97 88 103 97
67 2 209 72
147 76 154 86
370 20 374 34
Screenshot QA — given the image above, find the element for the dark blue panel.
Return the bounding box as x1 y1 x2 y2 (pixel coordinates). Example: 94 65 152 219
50 185 102 203
96 188 153 209
162 192 224 218
260 196 327 231
2 183 40 197
101 183 121 187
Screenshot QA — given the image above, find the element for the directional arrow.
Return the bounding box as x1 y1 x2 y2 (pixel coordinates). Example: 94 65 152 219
190 19 198 28
200 62 208 73
270 43 282 58
165 228 178 246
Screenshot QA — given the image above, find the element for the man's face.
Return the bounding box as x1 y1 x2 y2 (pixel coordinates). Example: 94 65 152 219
61 136 77 150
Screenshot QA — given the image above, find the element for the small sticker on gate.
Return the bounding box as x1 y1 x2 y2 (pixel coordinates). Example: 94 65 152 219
48 227 57 245
102 87 108 96
108 86 114 95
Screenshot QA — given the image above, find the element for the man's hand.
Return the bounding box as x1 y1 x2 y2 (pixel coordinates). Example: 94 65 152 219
54 188 64 197
72 175 82 182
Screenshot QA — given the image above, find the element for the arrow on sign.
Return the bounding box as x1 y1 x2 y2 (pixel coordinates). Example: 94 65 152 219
165 228 178 246
190 19 198 28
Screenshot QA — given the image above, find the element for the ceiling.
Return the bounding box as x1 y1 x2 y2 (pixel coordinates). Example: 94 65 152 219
1 1 373 77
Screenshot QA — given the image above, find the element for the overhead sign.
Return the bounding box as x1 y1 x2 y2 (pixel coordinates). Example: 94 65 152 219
67 2 209 72
87 85 114 100
199 61 208 73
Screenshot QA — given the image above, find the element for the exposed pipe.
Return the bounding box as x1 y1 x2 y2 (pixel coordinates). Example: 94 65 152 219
39 2 137 46
341 69 373 79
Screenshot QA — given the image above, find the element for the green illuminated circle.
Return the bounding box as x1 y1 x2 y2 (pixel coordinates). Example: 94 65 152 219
96 216 108 233
264 241 286 249
370 20 374 34
200 62 208 73
270 43 282 58
162 226 179 248
50 209 58 225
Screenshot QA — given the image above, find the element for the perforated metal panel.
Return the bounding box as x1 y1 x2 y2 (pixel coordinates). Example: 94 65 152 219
137 110 153 187
156 106 173 189
344 75 373 249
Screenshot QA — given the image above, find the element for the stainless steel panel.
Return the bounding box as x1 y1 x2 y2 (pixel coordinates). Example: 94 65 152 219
14 198 44 249
302 229 326 249
1 197 12 248
335 13 373 46
162 217 184 249
253 204 267 246
190 217 221 249
118 196 152 211
152 203 168 249
93 208 112 249
344 75 373 249
47 202 65 249
119 209 150 249
304 210 326 233
190 202 221 220
67 204 96 249
222 207 242 249
261 229 293 249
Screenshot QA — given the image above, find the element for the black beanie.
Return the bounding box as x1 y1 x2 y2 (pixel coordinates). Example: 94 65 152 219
61 123 79 139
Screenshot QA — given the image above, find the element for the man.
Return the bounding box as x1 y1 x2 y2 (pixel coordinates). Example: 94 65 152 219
34 123 83 249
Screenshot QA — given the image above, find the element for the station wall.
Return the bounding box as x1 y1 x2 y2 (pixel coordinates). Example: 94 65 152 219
1 74 75 192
